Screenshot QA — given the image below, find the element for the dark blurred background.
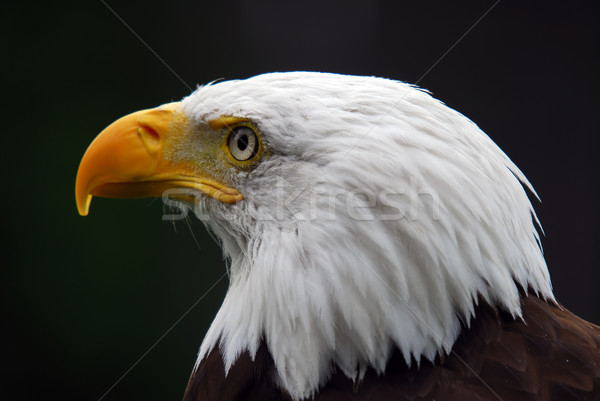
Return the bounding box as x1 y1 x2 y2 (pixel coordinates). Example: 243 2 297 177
3 1 599 400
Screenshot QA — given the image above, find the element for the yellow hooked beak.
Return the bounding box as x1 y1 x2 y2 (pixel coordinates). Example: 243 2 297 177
75 102 243 216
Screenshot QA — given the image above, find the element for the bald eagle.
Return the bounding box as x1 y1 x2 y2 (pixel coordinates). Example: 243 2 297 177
76 72 600 400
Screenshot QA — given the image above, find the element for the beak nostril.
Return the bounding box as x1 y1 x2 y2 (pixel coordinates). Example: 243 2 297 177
138 125 160 144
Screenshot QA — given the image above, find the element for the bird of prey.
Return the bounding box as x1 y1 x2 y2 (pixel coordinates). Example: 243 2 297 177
76 72 600 400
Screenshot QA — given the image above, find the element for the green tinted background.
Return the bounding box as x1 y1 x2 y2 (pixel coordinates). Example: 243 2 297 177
3 1 599 400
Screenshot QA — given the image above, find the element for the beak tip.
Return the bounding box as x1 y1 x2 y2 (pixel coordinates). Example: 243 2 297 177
76 194 92 216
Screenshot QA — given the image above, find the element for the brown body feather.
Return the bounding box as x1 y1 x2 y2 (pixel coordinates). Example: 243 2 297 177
183 294 600 401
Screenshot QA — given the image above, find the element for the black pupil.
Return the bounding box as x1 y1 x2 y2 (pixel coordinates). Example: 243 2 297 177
237 133 249 151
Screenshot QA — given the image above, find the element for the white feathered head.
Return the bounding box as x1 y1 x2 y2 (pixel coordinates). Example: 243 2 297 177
76 72 553 399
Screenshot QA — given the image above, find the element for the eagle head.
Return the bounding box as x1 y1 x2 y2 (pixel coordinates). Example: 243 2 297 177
76 72 553 399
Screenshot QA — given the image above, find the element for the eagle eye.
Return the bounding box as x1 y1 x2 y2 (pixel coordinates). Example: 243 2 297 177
227 125 260 162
